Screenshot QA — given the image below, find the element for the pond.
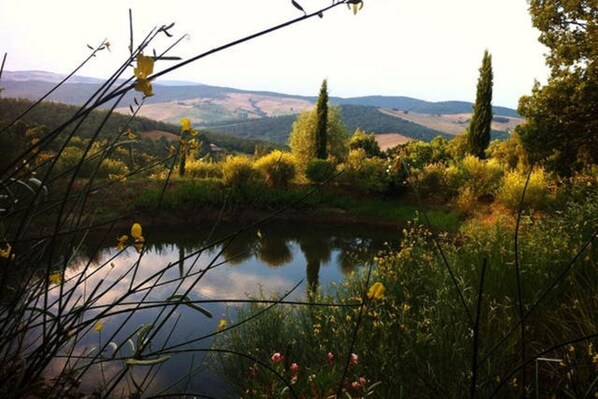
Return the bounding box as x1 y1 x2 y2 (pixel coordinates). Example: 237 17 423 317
49 220 402 397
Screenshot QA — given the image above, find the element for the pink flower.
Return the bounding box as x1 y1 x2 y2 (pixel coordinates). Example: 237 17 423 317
290 362 299 374
352 380 362 389
350 353 358 366
271 352 283 363
327 352 335 365
359 377 367 385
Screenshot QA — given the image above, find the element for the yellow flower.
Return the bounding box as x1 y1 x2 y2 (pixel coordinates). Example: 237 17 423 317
116 234 128 250
0 243 12 259
134 53 154 80
217 319 227 331
134 78 153 97
94 321 103 332
127 130 138 140
131 223 144 242
181 118 191 132
367 282 385 301
49 271 62 285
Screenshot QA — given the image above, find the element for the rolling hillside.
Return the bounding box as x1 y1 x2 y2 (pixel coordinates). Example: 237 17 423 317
2 70 522 145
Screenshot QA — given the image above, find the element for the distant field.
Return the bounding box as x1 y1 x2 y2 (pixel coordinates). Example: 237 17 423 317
375 133 413 151
143 130 179 141
116 93 313 125
379 109 524 135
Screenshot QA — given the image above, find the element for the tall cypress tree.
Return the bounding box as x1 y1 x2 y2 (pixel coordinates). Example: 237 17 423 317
467 50 493 159
315 79 329 160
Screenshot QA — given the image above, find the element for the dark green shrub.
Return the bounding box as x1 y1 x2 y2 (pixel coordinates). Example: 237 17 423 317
305 159 336 183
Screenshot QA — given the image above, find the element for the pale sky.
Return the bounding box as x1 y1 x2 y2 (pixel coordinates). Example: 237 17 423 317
0 0 549 109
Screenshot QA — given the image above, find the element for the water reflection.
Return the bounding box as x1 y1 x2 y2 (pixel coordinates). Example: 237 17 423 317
66 220 400 396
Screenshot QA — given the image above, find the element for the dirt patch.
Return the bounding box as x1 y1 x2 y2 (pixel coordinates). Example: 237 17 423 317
375 133 413 151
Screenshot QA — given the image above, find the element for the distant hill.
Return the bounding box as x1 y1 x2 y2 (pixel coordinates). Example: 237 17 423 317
0 97 275 155
1 70 522 143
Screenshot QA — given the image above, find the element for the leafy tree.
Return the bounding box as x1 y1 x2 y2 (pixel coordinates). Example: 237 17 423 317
288 106 348 172
315 79 329 159
467 50 493 159
517 0 597 174
349 128 382 158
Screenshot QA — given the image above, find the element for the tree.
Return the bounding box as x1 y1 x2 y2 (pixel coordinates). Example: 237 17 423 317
517 0 597 174
467 50 493 159
349 128 382 157
315 79 329 160
288 105 348 172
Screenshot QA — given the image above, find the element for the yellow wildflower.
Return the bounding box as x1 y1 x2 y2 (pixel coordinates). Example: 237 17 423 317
116 234 128 250
367 282 385 301
127 130 137 140
133 53 154 97
94 321 103 332
131 223 144 243
181 118 191 132
134 53 154 80
217 319 227 331
134 78 153 97
49 271 62 285
0 243 13 259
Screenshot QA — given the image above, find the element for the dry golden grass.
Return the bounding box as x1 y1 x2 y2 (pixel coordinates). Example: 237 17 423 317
379 109 523 135
375 133 413 151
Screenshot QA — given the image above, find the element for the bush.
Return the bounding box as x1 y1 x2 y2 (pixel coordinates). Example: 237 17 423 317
339 149 387 192
97 158 130 178
305 159 336 183
185 159 223 179
253 150 296 188
407 162 450 201
221 155 260 189
496 167 551 210
449 155 504 200
486 133 527 170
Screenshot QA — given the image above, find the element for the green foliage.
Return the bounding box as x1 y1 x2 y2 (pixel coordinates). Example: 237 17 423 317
97 158 130 178
185 159 223 179
305 159 336 184
221 155 260 189
254 150 296 188
496 167 551 211
338 149 387 193
407 162 450 202
288 106 348 172
467 50 493 159
348 128 382 158
446 132 469 160
450 155 504 199
397 137 448 169
219 199 598 397
315 79 329 160
486 133 527 170
517 0 598 175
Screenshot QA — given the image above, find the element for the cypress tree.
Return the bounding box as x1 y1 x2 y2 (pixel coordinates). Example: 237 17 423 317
315 79 329 160
467 50 493 159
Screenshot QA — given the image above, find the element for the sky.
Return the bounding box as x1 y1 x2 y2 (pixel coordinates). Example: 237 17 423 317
0 0 549 109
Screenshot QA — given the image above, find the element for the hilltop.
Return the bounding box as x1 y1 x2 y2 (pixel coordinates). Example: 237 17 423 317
1 70 522 147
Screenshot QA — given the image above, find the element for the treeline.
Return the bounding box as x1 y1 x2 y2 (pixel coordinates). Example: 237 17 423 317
202 104 453 144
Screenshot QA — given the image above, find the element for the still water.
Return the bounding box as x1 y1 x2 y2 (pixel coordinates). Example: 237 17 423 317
55 220 401 397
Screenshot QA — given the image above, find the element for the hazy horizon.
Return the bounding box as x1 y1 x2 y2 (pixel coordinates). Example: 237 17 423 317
1 0 549 109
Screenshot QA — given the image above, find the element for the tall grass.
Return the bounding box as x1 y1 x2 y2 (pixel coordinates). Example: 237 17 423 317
216 169 597 397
